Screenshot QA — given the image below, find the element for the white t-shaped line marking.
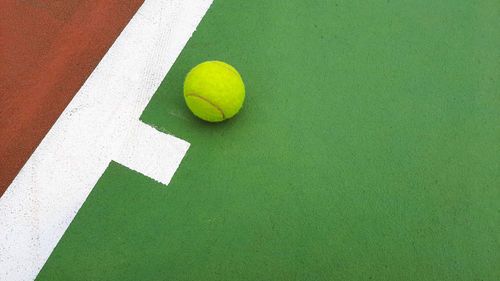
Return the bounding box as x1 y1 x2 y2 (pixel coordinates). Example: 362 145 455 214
0 0 213 280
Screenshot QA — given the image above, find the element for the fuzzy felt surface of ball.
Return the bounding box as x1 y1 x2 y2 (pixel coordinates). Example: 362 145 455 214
184 61 245 122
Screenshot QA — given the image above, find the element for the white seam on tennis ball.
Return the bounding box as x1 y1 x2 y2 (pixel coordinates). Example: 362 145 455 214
186 93 225 119
210 61 239 76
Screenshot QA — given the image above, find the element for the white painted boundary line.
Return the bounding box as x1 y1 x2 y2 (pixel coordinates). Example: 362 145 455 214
0 0 213 280
114 122 189 186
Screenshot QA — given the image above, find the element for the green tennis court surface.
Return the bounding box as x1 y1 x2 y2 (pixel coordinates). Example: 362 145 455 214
38 0 499 280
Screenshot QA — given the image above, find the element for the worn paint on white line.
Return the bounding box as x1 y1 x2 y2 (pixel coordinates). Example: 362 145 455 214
0 0 213 280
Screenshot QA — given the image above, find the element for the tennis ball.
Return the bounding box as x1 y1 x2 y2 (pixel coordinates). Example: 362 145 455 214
184 61 245 122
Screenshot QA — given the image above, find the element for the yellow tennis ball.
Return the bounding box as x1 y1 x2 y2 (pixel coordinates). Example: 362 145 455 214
184 61 245 122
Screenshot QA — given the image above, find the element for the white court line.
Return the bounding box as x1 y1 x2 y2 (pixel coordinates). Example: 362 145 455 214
114 122 189 186
0 0 213 280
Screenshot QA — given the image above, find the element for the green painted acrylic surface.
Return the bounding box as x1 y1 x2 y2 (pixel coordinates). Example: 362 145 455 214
38 0 499 280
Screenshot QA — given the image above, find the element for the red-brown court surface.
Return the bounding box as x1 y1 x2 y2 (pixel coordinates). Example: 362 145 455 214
0 0 144 196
